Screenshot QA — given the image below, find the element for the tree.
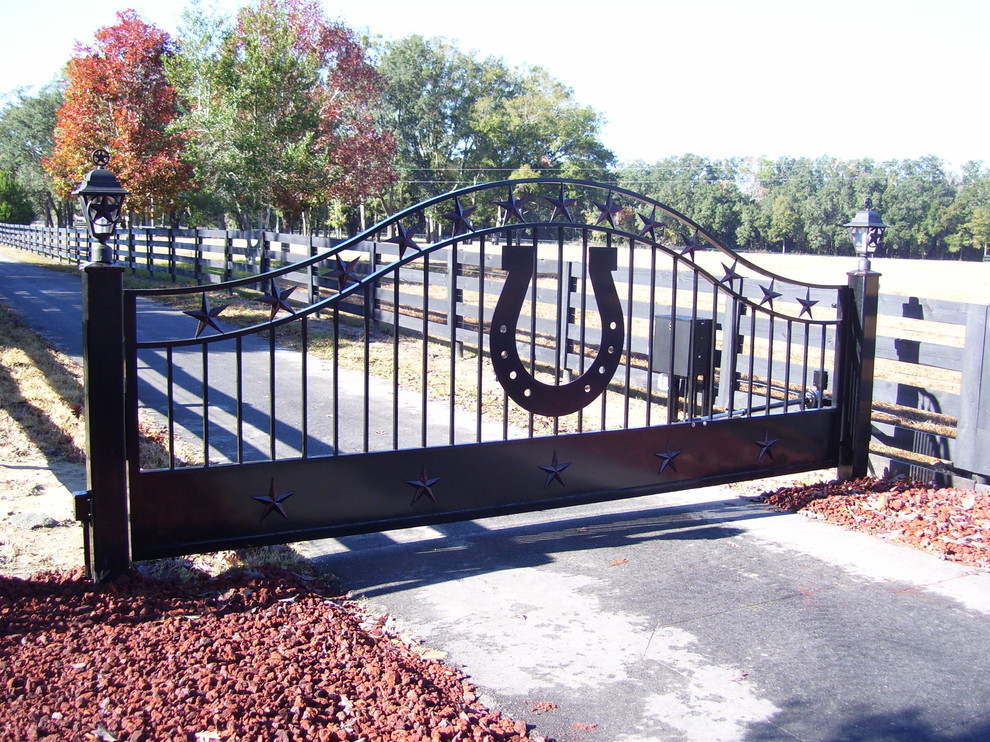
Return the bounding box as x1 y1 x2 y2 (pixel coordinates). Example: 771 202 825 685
877 156 957 259
0 83 65 225
939 161 990 258
470 65 613 182
169 0 396 231
377 35 487 208
44 11 191 222
0 170 35 223
378 36 614 211
618 155 749 248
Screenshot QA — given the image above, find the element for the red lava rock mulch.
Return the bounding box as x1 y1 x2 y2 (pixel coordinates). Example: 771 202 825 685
0 567 537 742
757 476 990 570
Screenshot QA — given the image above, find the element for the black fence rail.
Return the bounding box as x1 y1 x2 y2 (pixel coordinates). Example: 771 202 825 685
0 222 343 286
4 217 987 490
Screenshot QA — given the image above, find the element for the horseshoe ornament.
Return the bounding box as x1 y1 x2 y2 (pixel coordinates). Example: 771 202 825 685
490 245 625 417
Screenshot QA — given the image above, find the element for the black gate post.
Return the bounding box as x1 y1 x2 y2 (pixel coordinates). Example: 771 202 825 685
838 266 880 479
80 261 130 579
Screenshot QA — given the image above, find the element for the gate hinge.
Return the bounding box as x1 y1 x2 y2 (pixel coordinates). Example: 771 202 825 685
73 490 92 523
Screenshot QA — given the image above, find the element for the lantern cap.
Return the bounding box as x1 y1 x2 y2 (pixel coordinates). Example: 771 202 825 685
842 198 888 230
72 149 129 198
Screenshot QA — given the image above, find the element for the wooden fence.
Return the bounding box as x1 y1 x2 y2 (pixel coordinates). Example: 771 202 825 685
2 221 987 489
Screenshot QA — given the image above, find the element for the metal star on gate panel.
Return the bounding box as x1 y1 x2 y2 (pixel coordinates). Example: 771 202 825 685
252 478 295 521
406 465 441 506
655 442 682 474
539 451 571 489
755 431 779 462
387 221 421 258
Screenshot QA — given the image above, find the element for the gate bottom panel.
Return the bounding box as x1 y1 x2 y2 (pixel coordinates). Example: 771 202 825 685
129 409 839 560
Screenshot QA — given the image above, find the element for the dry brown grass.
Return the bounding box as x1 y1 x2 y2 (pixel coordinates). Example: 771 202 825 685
0 303 86 462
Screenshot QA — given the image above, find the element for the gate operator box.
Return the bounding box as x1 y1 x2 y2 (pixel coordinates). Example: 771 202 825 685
652 315 713 377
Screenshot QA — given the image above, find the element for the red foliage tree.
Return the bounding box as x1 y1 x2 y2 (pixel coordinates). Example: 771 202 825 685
44 10 191 219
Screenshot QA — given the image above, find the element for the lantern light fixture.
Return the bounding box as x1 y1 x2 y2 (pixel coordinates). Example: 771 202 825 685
843 198 888 272
72 148 129 263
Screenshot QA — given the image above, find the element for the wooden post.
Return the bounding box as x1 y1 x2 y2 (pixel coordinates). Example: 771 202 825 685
955 304 990 484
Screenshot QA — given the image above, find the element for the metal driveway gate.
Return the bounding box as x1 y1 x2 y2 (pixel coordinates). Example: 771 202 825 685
77 179 878 578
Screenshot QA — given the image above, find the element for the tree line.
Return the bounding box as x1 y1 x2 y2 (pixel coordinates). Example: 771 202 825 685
1 0 988 260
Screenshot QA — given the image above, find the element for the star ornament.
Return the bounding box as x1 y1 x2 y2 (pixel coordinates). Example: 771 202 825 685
387 220 420 257
680 230 703 261
539 450 571 489
593 192 622 229
637 207 666 242
183 294 227 338
754 431 779 462
325 254 362 291
545 185 577 223
256 279 296 321
443 197 476 235
655 442 682 474
495 189 528 223
406 465 441 506
252 478 295 521
720 260 741 285
759 280 782 308
797 289 818 319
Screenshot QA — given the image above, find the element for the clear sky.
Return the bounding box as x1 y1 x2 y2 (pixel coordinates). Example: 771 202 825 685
2 0 987 168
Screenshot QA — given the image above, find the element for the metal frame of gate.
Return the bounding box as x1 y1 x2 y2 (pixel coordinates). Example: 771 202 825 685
77 179 878 579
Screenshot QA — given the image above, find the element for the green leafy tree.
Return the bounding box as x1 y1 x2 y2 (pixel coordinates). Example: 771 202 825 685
470 65 613 181
0 170 35 223
378 35 614 214
377 35 487 208
169 0 396 231
0 84 65 225
876 156 956 258
618 155 749 248
945 161 990 258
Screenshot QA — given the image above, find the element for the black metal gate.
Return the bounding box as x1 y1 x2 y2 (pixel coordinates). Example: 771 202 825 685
77 179 878 577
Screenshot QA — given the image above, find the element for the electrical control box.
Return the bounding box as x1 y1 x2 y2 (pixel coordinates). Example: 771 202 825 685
652 315 713 377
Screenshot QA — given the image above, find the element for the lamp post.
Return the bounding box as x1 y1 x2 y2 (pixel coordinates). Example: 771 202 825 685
72 147 130 579
72 148 129 263
837 199 887 480
843 198 888 272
